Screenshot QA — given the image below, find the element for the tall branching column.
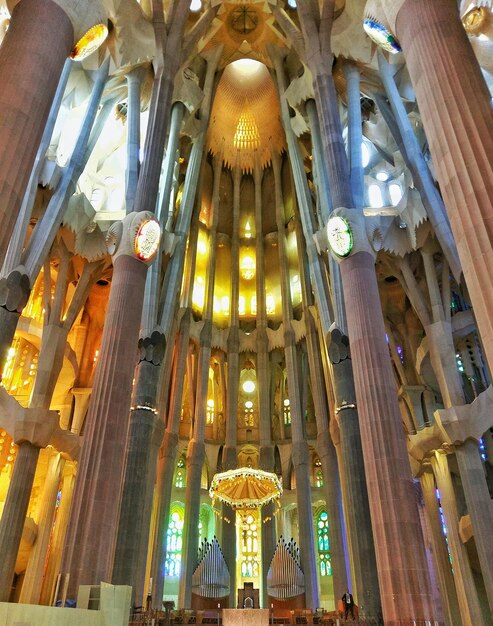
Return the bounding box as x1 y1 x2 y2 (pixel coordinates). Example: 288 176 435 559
19 451 65 604
393 0 493 370
274 51 379 614
125 68 144 213
61 240 150 594
0 0 75 263
401 250 493 615
61 0 194 593
151 212 200 607
294 218 351 610
150 53 221 601
272 151 319 609
0 51 108 377
253 158 276 606
179 155 221 608
419 468 461 626
220 159 242 608
39 462 76 605
0 249 98 601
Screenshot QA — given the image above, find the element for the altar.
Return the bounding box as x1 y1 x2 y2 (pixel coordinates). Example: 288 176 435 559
222 608 270 626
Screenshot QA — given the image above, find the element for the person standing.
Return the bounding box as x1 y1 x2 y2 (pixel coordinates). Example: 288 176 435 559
342 589 355 621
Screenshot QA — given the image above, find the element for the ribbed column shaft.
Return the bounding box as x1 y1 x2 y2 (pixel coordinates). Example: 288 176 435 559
125 70 143 213
294 218 350 608
19 452 65 605
0 0 73 265
395 0 493 368
0 441 40 601
61 254 148 593
420 470 461 626
377 52 461 279
343 64 364 211
112 360 162 592
305 99 332 225
272 152 319 609
180 157 221 608
340 251 435 623
39 464 76 605
431 452 485 625
2 57 72 277
253 158 276 606
160 102 185 228
224 163 241 453
151 214 200 607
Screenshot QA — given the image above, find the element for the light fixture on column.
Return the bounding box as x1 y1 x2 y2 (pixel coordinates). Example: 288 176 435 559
71 23 108 61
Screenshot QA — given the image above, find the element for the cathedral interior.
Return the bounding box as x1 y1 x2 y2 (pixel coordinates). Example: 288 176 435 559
0 1 492 625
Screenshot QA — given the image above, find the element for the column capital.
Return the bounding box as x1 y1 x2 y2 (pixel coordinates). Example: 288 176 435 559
106 211 161 264
434 384 493 445
327 208 383 261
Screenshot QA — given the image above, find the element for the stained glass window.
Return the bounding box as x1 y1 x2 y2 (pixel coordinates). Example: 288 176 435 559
175 457 186 488
317 511 331 576
283 399 291 425
241 513 259 579
314 456 324 487
165 509 184 577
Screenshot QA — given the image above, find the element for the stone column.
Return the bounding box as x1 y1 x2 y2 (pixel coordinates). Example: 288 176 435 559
431 451 485 625
61 213 156 594
252 157 277 607
151 212 200 608
19 451 65 604
0 441 41 601
125 68 144 213
293 218 352 609
342 64 364 211
112 332 166 595
179 156 222 608
39 462 76 606
392 0 493 369
133 419 165 606
376 51 460 279
219 160 241 606
272 151 319 609
334 212 436 622
0 0 70 263
160 102 185 228
419 468 461 626
416 247 493 610
278 54 380 616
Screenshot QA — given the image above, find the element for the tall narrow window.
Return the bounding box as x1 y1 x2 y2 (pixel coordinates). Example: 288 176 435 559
283 399 291 425
317 511 331 576
314 456 324 487
240 513 259 579
368 184 383 208
206 399 215 424
175 457 186 488
165 508 184 577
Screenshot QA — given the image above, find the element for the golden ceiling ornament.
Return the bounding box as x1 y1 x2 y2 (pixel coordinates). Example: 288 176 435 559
207 59 286 173
234 107 261 151
209 467 282 510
